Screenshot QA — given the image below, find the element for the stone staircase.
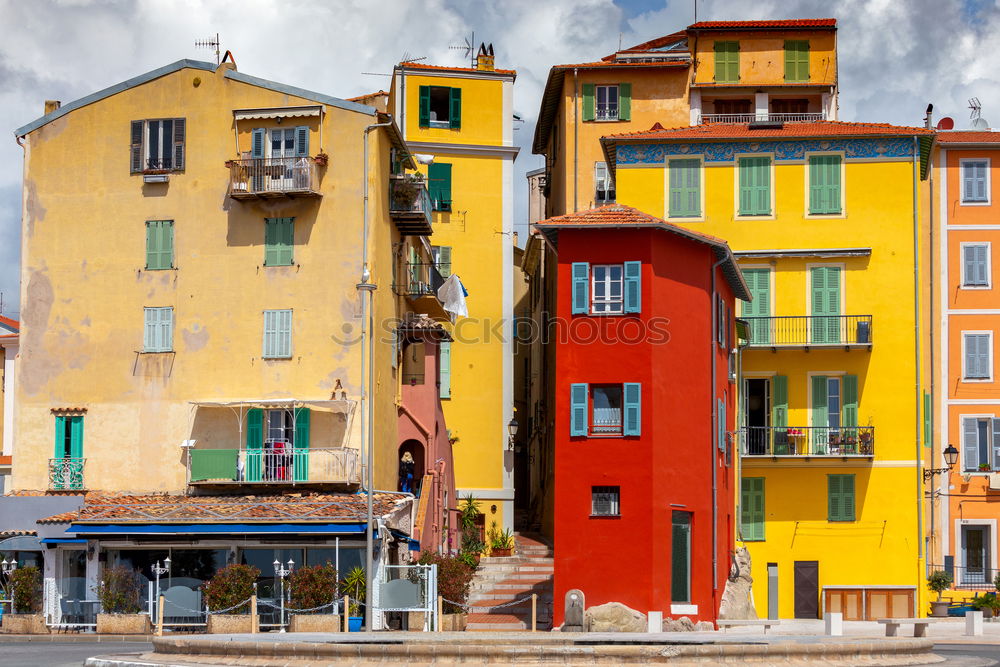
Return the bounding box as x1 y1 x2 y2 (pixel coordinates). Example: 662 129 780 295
466 533 554 631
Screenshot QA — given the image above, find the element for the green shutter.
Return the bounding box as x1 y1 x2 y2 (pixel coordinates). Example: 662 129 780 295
668 159 701 218
618 83 631 121
418 86 431 127
427 163 452 211
828 474 855 521
571 262 590 314
842 374 858 428
437 246 452 278
54 416 66 459
785 40 810 82
624 261 641 314
715 41 739 82
245 408 263 482
145 220 173 270
741 269 771 344
924 392 932 448
741 477 765 541
771 376 788 430
810 266 842 343
812 375 829 428
809 155 841 214
295 126 309 156
623 383 641 436
265 218 294 266
582 83 595 122
293 408 310 482
739 157 770 216
449 87 462 129
570 383 588 436
439 341 451 399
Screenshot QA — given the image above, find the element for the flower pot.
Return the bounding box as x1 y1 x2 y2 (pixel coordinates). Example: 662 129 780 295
289 614 340 632
96 613 151 634
929 600 951 618
984 607 995 619
0 613 49 634
491 548 513 557
348 616 363 632
206 613 258 634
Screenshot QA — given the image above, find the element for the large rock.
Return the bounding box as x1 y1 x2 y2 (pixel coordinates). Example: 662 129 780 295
585 602 646 633
719 546 758 620
662 616 696 632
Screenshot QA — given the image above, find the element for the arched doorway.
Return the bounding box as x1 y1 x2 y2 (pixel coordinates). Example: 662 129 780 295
398 440 425 495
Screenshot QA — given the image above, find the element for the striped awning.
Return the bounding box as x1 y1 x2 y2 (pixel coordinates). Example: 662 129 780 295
233 106 322 121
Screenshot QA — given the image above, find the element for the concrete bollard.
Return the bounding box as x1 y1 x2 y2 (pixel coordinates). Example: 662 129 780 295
563 589 585 632
966 610 983 636
647 611 663 633
824 612 843 636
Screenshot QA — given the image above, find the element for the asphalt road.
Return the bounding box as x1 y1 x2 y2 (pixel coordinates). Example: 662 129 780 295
0 642 150 667
931 644 1000 666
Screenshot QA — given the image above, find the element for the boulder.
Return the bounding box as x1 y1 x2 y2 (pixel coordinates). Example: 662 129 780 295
719 546 758 620
695 620 715 631
585 602 646 633
662 616 696 632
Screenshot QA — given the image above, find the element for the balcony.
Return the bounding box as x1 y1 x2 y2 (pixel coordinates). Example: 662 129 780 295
187 447 360 486
49 458 85 491
743 315 873 350
394 262 449 320
741 426 875 458
389 175 433 236
228 157 321 200
700 112 826 125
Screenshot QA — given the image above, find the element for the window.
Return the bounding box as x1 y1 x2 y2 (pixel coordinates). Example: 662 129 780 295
668 159 700 218
810 266 842 343
962 159 989 203
738 156 771 216
808 155 842 214
52 415 84 490
264 218 294 266
714 41 739 83
596 85 619 121
572 262 640 315
827 474 856 522
570 382 641 437
143 307 174 352
263 309 292 359
595 162 615 204
784 40 810 82
963 243 990 287
145 220 174 270
961 416 1000 471
432 246 452 278
771 99 809 114
591 265 624 314
963 333 992 380
402 341 425 385
670 511 692 603
130 118 185 172
428 163 452 212
439 341 451 399
826 377 842 431
418 86 461 129
591 486 621 516
811 375 859 453
741 268 771 344
714 99 751 115
741 477 765 541
267 409 295 447
582 83 632 122
250 126 309 160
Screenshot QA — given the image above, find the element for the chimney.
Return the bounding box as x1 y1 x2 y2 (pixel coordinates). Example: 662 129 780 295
44 100 61 114
477 43 495 71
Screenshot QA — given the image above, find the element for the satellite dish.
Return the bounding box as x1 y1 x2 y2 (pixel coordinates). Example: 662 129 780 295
972 117 990 130
936 117 954 130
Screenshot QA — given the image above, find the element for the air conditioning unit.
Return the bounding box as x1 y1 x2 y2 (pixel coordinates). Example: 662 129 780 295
988 473 1000 491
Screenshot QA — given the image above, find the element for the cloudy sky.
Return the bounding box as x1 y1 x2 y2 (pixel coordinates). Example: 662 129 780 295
0 0 998 317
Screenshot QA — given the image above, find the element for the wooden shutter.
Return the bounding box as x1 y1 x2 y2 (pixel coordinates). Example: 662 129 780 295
173 118 185 170
54 416 66 459
295 126 309 157
278 309 292 357
810 266 842 343
293 408 310 482
160 308 173 351
571 262 590 314
739 157 770 215
130 120 144 172
717 396 726 451
264 218 293 266
570 383 588 436
449 87 462 129
68 416 84 460
263 310 278 357
623 261 641 313
146 221 173 270
963 417 979 471
828 474 855 521
251 128 265 159
418 86 431 127
668 159 700 217
714 41 739 82
812 375 828 428
623 383 641 436
842 374 858 428
965 161 988 201
993 418 1000 470
427 163 452 211
742 269 770 344
582 83 595 122
809 155 841 214
294 408 311 448
772 375 788 429
280 218 294 265
785 41 810 82
964 245 989 286
618 83 631 121
924 391 932 448
741 477 765 541
977 245 989 285
980 335 992 378
439 341 451 398
436 246 452 278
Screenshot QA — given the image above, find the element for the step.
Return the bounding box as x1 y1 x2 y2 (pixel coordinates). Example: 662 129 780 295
469 593 554 604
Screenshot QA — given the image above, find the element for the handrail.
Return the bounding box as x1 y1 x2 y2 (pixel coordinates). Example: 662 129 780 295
188 447 360 484
229 157 319 197
48 458 85 490
740 425 875 457
742 315 873 347
700 112 826 124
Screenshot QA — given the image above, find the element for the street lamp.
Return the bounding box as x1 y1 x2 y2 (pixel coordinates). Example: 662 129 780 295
507 417 519 449
273 558 294 632
152 557 170 621
924 444 960 481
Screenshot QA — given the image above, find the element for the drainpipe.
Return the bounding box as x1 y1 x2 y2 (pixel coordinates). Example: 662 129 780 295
927 131 936 565
710 255 726 601
912 136 924 577
361 116 392 631
573 68 579 213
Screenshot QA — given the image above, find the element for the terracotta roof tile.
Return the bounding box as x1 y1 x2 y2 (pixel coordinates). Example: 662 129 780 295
401 62 516 76
0 315 18 332
347 90 387 102
688 18 837 30
936 131 1000 144
0 529 37 537
602 120 933 141
553 60 688 70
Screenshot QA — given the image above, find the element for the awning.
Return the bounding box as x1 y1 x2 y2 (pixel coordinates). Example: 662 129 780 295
233 106 322 121
40 538 87 545
0 535 42 551
68 523 367 536
190 398 356 415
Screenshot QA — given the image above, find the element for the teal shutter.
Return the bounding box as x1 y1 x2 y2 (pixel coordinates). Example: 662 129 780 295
277 310 292 357
54 416 66 459
582 84 595 122
809 155 841 214
161 221 174 269
571 262 590 314
717 397 726 451
623 261 641 314
439 341 451 399
145 221 174 270
618 83 631 121
246 408 263 482
449 87 462 129
293 408 310 482
295 126 309 156
828 474 855 521
427 163 452 211
161 308 173 351
812 375 828 453
810 266 842 343
741 477 765 541
570 383 588 436
418 86 431 127
739 157 771 215
265 218 294 266
69 417 83 459
741 268 770 344
668 159 701 217
251 128 265 159
623 383 641 436
924 392 932 447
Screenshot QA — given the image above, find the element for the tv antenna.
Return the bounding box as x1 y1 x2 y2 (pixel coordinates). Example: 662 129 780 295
449 31 476 67
970 97 990 130
195 33 221 65
363 53 426 78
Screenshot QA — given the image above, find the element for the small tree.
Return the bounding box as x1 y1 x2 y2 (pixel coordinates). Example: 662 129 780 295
288 564 338 613
202 564 259 614
10 566 41 614
415 551 474 614
95 565 143 614
927 570 953 602
339 566 366 617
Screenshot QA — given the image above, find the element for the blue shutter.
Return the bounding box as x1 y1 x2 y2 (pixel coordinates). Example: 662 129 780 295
717 397 726 451
570 383 588 436
963 417 979 471
623 261 641 314
623 383 641 436
571 262 590 314
295 126 309 156
439 341 451 399
251 128 265 159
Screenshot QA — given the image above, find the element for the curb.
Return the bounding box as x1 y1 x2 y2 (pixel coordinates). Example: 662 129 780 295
0 634 156 643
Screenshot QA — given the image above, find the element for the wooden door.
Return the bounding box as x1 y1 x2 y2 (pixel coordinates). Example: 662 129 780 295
794 561 819 619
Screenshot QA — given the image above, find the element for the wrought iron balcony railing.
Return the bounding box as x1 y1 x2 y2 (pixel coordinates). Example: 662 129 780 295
394 262 447 298
700 112 826 124
389 175 432 235
188 447 360 485
228 157 320 199
49 458 85 490
740 426 875 457
742 315 873 348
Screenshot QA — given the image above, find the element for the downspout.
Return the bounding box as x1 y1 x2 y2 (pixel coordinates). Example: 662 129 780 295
573 68 579 213
912 136 924 577
361 116 392 631
710 255 726 600
927 134 936 565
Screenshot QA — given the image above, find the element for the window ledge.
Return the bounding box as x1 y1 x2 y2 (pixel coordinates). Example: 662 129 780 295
667 215 705 222
805 212 845 219
962 378 994 383
960 201 992 206
263 356 293 361
429 121 451 129
961 285 992 290
139 350 175 355
589 514 621 519
735 215 776 221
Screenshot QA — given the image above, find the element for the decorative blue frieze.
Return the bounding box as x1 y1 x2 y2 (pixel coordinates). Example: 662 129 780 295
615 137 915 166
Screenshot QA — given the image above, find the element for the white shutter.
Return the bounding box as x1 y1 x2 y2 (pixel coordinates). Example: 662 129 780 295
278 310 292 357
160 308 173 351
263 311 277 358
144 308 157 351
964 417 980 471
993 418 1000 470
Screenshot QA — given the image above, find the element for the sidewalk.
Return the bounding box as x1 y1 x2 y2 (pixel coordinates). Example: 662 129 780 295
717 618 1000 644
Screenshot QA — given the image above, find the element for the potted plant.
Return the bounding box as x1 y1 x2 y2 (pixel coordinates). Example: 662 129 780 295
413 552 474 631
458 495 484 568
926 570 953 617
859 429 873 454
224 159 237 169
487 521 515 557
95 564 150 634
391 173 424 211
339 566 365 632
202 564 259 634
287 564 339 632
971 593 998 619
0 566 47 634
980 463 992 472
313 152 329 168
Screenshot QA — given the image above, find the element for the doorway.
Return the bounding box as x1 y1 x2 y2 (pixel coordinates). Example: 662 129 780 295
962 525 991 585
794 561 819 619
745 378 770 455
767 563 779 620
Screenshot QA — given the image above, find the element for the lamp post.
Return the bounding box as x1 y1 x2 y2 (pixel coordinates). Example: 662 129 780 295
273 558 294 632
924 444 960 481
507 417 519 450
152 557 170 621
1 559 15 612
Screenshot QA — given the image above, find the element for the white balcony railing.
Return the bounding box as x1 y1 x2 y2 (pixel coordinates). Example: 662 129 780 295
229 157 320 199
699 112 826 125
188 447 360 485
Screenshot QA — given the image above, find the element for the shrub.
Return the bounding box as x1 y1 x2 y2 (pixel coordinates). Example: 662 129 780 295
95 565 143 614
339 566 366 617
927 570 953 601
10 566 41 614
459 495 484 562
289 564 338 613
202 564 259 614
415 551 474 615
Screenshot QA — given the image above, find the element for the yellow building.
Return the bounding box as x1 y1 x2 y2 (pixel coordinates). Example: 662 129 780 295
388 53 518 531
603 120 934 620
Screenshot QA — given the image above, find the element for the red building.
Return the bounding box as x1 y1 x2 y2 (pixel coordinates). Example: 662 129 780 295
535 205 747 625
